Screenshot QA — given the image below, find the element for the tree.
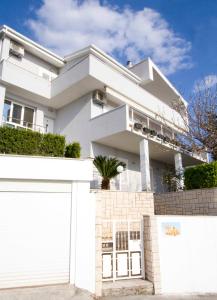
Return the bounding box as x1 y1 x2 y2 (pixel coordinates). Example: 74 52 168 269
173 81 217 160
93 155 126 190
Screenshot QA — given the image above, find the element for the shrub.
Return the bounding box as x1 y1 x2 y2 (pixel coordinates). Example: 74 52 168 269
184 161 217 190
39 133 65 157
0 126 65 157
93 155 126 189
65 142 81 158
163 166 183 192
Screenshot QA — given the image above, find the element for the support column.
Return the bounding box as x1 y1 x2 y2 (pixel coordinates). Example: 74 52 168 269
140 139 151 191
0 84 6 126
174 152 184 190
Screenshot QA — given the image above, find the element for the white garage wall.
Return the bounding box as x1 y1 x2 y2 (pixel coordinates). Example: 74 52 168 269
0 155 92 181
70 182 96 293
0 155 96 294
157 216 217 294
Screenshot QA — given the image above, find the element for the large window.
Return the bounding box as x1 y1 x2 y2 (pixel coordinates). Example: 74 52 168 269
23 107 34 128
3 100 11 122
3 100 35 129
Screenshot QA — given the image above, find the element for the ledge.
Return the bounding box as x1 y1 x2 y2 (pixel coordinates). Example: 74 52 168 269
0 154 93 181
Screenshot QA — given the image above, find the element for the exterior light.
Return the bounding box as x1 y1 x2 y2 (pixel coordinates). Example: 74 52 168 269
117 165 124 173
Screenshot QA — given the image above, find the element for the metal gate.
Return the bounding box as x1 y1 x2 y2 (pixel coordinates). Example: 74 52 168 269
102 220 143 281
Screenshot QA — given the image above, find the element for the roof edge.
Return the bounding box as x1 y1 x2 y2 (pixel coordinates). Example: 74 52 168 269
65 44 142 84
0 25 65 67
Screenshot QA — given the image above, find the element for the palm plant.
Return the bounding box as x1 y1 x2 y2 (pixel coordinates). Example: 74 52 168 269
93 155 126 190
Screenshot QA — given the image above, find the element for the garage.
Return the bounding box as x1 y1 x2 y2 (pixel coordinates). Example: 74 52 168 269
0 180 71 288
0 155 95 294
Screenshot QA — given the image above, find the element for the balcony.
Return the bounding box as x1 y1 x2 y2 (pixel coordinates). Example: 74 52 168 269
129 107 207 162
90 104 128 141
90 104 207 165
0 60 50 99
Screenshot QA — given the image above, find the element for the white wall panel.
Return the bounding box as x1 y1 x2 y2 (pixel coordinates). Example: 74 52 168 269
157 216 217 294
0 155 93 181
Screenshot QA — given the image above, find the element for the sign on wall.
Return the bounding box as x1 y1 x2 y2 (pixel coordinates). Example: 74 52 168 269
162 222 181 236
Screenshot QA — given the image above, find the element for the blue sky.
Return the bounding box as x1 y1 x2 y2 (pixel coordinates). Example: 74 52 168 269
0 0 216 99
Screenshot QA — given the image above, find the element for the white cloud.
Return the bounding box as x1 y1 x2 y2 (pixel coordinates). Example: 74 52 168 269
28 0 192 75
193 75 217 91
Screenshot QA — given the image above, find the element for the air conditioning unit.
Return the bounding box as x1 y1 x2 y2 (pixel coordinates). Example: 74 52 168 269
93 90 106 106
9 41 25 58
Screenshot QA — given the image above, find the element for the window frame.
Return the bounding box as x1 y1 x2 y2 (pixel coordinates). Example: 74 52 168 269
3 99 35 129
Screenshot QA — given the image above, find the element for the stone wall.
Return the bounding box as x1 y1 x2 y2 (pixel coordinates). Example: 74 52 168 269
92 190 155 297
94 190 154 219
143 215 161 294
154 187 217 215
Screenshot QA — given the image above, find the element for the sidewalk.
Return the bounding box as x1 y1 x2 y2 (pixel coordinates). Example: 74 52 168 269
102 296 217 300
0 285 77 300
0 285 216 300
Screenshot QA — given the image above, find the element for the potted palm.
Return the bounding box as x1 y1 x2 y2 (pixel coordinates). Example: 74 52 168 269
93 155 126 190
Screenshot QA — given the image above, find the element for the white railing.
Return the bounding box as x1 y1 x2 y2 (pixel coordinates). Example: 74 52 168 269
129 106 174 139
129 107 208 162
2 117 46 133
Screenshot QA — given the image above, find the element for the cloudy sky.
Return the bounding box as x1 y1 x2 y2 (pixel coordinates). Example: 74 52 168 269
1 0 216 98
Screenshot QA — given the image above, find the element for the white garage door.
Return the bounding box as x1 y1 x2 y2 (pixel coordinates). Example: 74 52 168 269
0 181 71 289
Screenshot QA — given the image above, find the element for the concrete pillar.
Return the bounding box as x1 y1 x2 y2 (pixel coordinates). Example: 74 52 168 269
140 139 151 191
0 84 6 125
174 152 184 189
143 215 161 294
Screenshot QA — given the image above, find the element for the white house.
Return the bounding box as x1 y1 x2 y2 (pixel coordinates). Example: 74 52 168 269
0 25 206 193
1 25 217 299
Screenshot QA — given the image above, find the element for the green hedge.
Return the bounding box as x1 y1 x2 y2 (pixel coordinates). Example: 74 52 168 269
184 161 217 190
0 126 65 157
65 142 81 158
39 133 65 157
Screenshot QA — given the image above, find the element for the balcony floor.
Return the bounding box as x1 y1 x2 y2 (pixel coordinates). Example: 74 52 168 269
94 130 205 167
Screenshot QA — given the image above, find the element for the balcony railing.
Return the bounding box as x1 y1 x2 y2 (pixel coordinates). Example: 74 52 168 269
2 117 46 133
0 60 50 98
129 107 208 162
129 107 174 138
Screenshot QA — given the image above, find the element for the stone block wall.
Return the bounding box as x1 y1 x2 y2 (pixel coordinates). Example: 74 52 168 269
154 187 217 215
94 190 154 219
92 190 155 297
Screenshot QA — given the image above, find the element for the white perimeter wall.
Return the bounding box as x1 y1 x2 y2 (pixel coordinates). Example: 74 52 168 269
156 216 217 294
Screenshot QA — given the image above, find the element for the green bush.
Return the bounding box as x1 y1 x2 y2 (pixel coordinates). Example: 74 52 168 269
184 161 217 190
0 126 65 157
39 133 65 157
65 142 81 158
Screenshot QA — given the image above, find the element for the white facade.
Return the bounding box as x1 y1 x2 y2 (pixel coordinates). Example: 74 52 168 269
0 25 207 192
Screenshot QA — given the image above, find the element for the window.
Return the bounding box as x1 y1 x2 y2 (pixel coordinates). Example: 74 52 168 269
3 100 35 129
12 103 22 124
3 100 11 122
23 107 34 128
